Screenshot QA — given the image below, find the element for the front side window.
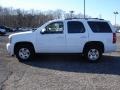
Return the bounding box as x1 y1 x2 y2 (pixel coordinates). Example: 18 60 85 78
88 21 112 33
67 21 85 33
45 22 64 34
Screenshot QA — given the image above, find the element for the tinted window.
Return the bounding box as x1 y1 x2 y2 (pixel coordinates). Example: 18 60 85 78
88 21 112 33
68 21 85 33
45 22 64 34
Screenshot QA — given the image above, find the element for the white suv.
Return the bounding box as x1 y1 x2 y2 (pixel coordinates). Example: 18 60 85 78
6 18 117 62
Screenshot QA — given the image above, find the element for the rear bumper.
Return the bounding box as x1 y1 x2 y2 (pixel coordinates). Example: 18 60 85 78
6 43 14 56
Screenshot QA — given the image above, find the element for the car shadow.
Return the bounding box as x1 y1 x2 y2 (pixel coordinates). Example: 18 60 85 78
22 54 120 75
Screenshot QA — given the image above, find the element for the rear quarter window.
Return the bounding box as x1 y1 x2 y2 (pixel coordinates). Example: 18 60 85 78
88 21 112 33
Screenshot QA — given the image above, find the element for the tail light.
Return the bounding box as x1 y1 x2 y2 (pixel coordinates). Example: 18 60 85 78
113 33 116 44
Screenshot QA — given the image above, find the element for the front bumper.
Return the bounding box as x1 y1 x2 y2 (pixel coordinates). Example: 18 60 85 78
6 43 14 56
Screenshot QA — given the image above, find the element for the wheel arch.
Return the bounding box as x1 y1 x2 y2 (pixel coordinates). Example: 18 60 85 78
83 41 104 53
14 42 35 54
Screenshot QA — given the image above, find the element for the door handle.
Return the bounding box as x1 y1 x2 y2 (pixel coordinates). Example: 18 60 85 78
80 36 87 38
57 36 64 38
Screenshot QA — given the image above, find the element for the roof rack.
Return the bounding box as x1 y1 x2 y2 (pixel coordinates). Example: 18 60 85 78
65 18 104 20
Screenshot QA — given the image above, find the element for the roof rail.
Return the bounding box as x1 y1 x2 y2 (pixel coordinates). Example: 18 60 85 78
65 18 104 20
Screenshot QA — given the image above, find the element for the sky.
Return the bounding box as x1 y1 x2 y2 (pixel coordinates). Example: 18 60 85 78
0 0 120 25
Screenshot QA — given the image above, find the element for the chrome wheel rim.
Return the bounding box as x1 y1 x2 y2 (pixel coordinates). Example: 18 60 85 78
88 49 99 61
19 48 30 60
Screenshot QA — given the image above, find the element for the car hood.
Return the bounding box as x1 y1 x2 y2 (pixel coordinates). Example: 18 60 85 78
9 31 33 38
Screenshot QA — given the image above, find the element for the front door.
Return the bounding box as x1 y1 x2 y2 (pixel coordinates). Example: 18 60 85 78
37 21 66 53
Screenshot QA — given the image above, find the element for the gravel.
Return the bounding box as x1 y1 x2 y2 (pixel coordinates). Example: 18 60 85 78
0 33 120 90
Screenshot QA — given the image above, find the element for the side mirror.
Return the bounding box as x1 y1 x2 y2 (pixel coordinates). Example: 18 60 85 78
40 29 46 34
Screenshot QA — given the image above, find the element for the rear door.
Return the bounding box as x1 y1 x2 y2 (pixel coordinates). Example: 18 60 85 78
66 21 88 53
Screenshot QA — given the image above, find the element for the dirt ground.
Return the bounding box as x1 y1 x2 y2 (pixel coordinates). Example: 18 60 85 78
0 33 120 90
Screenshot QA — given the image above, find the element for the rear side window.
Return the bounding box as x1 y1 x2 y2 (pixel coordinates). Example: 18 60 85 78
88 21 112 33
67 21 85 33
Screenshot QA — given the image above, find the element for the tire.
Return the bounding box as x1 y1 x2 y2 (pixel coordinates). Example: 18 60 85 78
84 46 102 63
15 45 35 62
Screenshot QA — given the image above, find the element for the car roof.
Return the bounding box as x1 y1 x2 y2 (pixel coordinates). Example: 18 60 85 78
49 18 108 23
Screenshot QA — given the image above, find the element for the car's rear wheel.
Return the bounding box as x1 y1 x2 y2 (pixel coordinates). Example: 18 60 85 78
15 45 34 62
84 46 102 62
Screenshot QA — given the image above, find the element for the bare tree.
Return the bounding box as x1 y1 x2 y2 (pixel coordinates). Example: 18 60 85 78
0 6 93 30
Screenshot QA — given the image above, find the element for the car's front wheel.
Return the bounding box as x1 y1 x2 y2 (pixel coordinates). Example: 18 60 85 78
15 45 35 62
